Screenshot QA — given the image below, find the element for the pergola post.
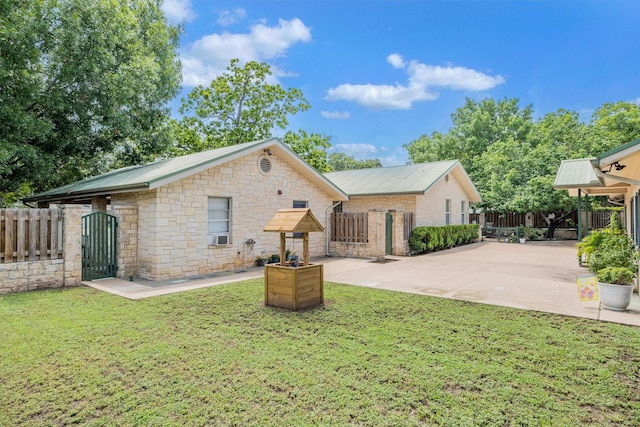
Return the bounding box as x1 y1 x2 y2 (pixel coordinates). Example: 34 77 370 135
577 189 582 242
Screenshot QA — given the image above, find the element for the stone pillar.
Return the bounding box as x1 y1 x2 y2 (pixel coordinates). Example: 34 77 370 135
392 211 407 256
368 210 386 261
91 196 108 213
112 205 138 279
525 212 534 228
61 205 83 286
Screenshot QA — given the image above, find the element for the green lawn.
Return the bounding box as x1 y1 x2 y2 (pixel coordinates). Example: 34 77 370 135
1 281 639 426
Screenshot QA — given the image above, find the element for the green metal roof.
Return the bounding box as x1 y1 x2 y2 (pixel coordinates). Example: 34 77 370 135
324 160 480 200
25 138 351 203
553 158 602 188
25 139 275 202
597 137 640 161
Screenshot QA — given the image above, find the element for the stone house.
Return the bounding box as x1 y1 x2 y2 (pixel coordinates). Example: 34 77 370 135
25 138 481 281
324 161 482 257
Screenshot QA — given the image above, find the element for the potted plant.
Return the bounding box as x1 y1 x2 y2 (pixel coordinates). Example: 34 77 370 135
269 253 280 264
578 210 638 311
595 266 636 311
255 256 265 267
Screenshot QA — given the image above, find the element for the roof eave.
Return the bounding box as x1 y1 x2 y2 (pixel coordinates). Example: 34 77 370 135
598 137 640 165
349 191 425 197
147 138 278 189
22 183 149 203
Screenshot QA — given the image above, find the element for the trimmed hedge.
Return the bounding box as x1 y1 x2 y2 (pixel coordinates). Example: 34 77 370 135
409 224 480 254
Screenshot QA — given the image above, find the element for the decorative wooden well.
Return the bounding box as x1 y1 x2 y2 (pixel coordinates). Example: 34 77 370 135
263 208 324 310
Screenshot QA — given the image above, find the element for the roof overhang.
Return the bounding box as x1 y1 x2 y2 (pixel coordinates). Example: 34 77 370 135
23 138 349 204
555 139 640 199
22 183 149 204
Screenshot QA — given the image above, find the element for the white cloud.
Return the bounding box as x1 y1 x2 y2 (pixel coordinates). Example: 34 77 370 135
631 97 640 105
217 8 246 26
325 53 505 110
162 0 196 24
386 53 406 69
407 60 505 91
321 110 350 119
181 18 311 87
326 82 438 110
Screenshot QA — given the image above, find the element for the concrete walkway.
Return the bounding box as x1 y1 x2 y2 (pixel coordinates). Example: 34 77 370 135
85 240 640 327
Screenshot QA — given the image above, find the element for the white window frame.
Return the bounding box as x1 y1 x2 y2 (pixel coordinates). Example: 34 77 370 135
208 197 231 245
445 199 451 225
461 201 466 224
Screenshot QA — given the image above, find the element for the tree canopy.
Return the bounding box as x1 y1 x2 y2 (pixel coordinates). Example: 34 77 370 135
328 152 383 171
404 98 640 236
176 59 310 152
0 0 182 201
282 130 332 173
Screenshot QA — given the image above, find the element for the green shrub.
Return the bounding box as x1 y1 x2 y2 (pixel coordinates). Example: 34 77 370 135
409 224 480 254
577 210 639 279
597 266 635 285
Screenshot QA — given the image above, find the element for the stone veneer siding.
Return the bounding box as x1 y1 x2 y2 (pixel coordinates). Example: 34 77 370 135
416 175 470 226
0 205 83 294
329 173 472 258
112 152 337 281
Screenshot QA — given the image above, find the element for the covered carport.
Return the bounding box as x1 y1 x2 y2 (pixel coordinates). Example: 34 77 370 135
554 138 640 242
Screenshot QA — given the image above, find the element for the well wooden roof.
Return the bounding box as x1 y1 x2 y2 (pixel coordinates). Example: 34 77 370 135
263 208 324 233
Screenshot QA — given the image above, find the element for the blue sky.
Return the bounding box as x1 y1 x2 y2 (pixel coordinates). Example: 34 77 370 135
162 0 640 166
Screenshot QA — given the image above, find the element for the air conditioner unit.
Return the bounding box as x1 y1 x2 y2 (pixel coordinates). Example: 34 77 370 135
209 234 229 246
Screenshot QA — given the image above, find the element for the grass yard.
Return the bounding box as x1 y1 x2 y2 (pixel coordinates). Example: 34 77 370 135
1 280 639 426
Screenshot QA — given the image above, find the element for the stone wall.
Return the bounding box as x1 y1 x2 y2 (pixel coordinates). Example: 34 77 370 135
112 151 339 281
416 174 470 227
329 210 411 259
0 205 83 294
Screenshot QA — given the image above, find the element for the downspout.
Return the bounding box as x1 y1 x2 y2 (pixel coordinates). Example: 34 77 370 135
325 201 342 256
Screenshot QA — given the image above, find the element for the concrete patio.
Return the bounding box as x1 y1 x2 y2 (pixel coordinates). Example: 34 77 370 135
85 240 640 327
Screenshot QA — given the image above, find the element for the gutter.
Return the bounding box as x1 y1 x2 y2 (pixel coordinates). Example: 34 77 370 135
325 201 342 256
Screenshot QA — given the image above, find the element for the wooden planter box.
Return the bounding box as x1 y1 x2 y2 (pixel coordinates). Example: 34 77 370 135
264 264 324 310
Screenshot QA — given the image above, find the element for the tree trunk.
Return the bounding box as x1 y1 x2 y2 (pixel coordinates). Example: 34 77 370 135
544 211 575 239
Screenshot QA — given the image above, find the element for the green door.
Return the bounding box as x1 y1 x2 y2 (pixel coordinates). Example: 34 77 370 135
385 212 393 255
82 212 118 280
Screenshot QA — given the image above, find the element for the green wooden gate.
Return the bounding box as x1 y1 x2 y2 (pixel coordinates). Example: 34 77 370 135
82 212 118 280
385 212 393 255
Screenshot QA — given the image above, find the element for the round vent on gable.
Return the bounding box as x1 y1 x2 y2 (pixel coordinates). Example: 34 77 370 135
258 155 272 174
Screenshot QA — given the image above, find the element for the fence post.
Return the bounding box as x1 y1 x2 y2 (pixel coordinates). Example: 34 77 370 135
62 205 83 286
392 211 406 256
368 210 386 261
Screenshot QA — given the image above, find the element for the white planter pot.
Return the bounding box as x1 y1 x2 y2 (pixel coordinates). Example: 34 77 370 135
597 282 635 311
519 238 526 244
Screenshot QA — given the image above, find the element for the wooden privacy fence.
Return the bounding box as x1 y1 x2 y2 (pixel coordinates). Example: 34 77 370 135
404 212 415 241
0 208 63 263
331 212 368 243
470 211 622 229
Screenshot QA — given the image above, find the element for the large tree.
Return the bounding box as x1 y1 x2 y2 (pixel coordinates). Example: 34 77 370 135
590 101 640 150
403 98 608 238
177 59 310 152
328 152 382 171
282 130 332 173
0 0 182 201
404 98 534 178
